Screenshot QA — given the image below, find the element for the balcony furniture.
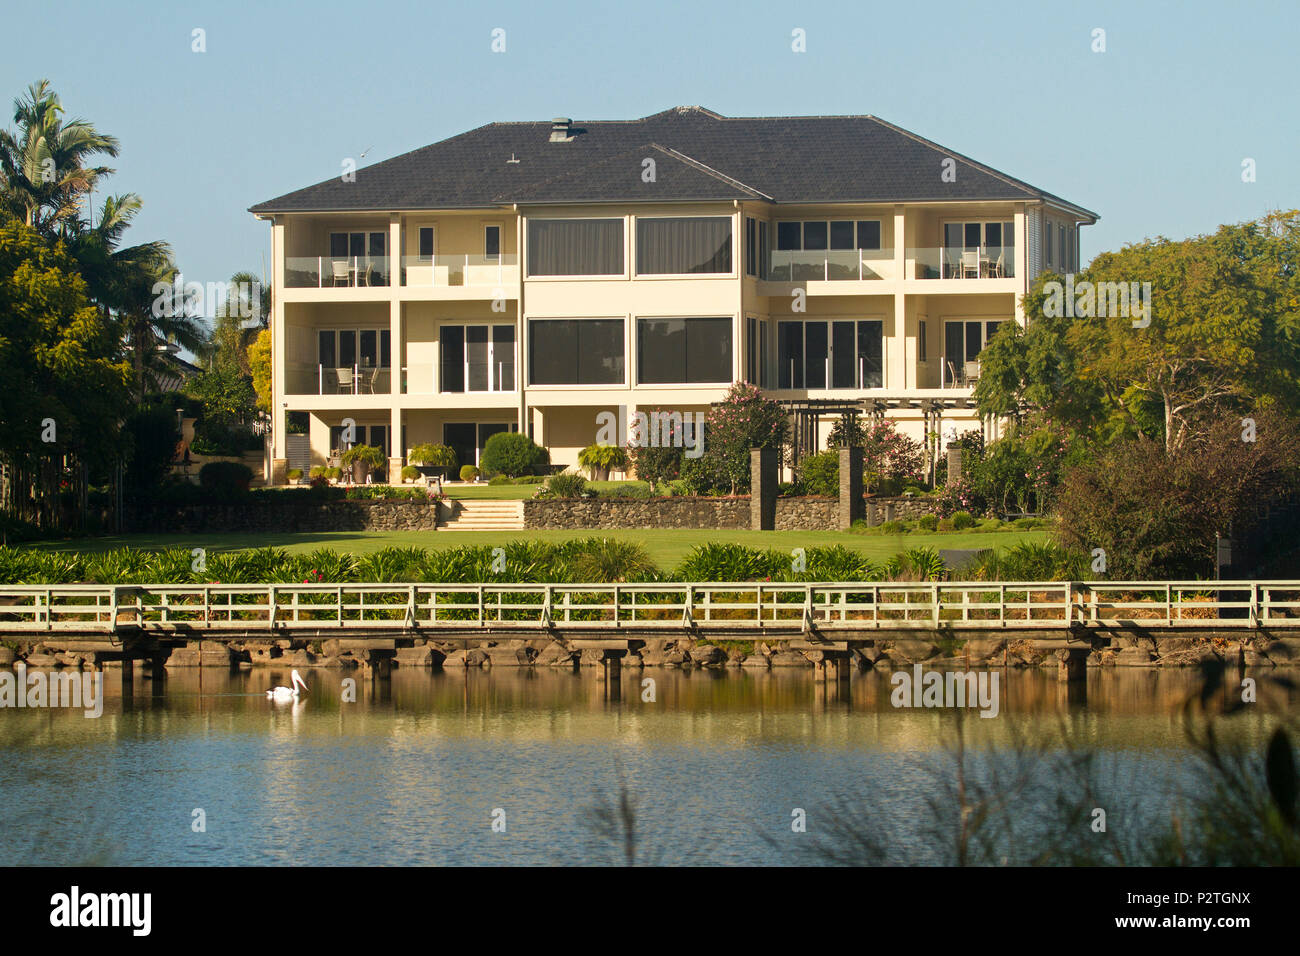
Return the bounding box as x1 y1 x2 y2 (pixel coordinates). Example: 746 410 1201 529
361 365 382 394
336 367 355 394
356 262 374 287
960 251 980 278
990 253 1005 278
964 360 981 385
331 259 351 286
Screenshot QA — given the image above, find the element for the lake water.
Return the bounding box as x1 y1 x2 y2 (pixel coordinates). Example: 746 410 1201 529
0 666 1291 866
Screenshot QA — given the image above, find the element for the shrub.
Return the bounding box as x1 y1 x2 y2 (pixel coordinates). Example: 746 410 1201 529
407 443 457 471
879 520 906 535
488 474 513 486
198 461 253 498
542 472 587 498
797 451 840 497
400 465 420 481
951 510 975 530
309 465 327 480
480 432 548 477
326 467 342 481
682 382 786 494
286 468 303 482
628 415 685 487
578 443 629 479
123 405 179 497
597 482 652 499
937 517 955 532
459 465 479 482
917 514 939 531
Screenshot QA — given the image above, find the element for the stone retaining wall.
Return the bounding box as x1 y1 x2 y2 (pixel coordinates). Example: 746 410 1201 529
125 498 442 534
522 495 940 531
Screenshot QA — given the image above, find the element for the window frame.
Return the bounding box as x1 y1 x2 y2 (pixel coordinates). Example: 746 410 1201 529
438 322 517 394
634 315 734 386
633 215 735 277
526 316 627 387
525 216 627 279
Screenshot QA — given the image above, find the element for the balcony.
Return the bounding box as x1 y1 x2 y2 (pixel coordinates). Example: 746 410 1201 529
767 248 894 283
402 254 518 289
286 256 392 289
907 247 1016 281
285 362 393 397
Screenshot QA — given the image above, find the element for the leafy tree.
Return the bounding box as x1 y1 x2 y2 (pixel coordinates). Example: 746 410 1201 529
122 404 179 497
797 450 840 496
681 383 786 494
0 212 131 524
248 328 272 413
828 417 924 492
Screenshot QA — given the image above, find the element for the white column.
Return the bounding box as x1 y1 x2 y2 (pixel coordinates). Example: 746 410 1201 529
893 205 907 391
1014 204 1028 327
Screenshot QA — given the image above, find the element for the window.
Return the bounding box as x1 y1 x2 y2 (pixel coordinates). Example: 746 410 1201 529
918 319 927 362
318 329 390 370
776 319 882 388
637 317 732 384
746 317 758 382
330 231 385 258
746 218 757 276
757 221 770 280
635 217 732 275
485 225 501 260
856 220 882 250
943 319 1005 370
1045 221 1053 266
777 220 881 251
528 318 624 385
527 218 623 276
330 423 386 453
418 227 434 259
440 324 515 393
942 220 1015 277
1058 225 1066 270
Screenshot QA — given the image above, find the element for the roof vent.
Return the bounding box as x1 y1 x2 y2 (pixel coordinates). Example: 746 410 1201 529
507 153 521 164
549 117 575 143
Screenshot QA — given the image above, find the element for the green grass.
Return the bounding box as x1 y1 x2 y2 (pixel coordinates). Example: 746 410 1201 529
29 528 1047 568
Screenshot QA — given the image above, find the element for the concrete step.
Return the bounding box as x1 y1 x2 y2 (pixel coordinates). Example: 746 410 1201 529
440 499 524 531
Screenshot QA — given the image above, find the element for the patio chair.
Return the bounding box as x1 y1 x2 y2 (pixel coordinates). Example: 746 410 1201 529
357 262 373 287
944 251 961 279
963 360 981 385
330 259 351 286
990 253 1005 278
361 365 381 394
946 360 961 388
335 367 354 394
960 250 980 278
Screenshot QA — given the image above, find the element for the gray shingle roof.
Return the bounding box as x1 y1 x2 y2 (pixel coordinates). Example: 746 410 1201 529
249 106 1097 219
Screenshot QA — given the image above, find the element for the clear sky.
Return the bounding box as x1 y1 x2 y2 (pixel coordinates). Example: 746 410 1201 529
4 0 1295 315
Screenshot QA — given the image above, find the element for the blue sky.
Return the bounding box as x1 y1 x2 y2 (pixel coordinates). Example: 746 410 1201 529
4 0 1295 315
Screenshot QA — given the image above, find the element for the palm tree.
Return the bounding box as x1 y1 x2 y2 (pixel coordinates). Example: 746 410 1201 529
0 80 119 233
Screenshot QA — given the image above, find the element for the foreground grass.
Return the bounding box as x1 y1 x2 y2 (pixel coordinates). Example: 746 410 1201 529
30 528 1046 568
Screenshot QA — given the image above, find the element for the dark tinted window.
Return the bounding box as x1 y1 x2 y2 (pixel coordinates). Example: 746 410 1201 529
856 221 881 249
527 219 623 275
776 222 801 251
637 317 732 384
440 326 464 392
830 221 855 250
528 319 624 384
636 217 732 274
803 221 828 251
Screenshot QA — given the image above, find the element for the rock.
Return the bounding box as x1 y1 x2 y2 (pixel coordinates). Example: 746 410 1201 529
535 642 576 667
22 653 61 667
441 649 469 668
465 647 489 667
623 653 644 668
0 647 14 665
167 642 238 668
1243 648 1273 668
395 644 434 667
321 639 343 657
1262 640 1296 663
280 649 316 667
960 638 1006 662
580 649 605 667
485 644 533 666
850 648 873 671
1115 646 1155 667
887 640 941 664
689 645 726 667
245 642 281 664
662 649 688 667
768 650 812 668
740 653 770 669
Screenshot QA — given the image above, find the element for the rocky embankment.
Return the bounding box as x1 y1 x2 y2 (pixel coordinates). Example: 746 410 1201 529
5 633 1297 671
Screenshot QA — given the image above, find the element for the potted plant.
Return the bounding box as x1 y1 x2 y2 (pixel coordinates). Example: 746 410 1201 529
287 468 303 484
460 464 479 483
341 444 385 484
400 465 420 483
577 443 629 482
408 442 458 479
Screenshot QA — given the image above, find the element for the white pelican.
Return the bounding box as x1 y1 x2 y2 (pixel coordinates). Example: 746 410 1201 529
267 669 308 701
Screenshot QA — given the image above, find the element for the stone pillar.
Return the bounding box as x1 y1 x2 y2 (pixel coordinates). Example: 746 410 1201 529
603 653 623 702
946 446 963 485
838 447 864 530
1057 647 1088 683
751 447 777 530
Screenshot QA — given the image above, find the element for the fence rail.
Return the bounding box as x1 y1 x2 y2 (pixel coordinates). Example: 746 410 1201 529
2 582 1299 634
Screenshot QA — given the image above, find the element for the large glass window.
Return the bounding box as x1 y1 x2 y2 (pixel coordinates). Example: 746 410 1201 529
943 220 1016 277
776 320 881 388
943 319 1005 381
528 319 624 385
637 317 732 384
440 324 515 393
527 219 623 276
636 217 732 275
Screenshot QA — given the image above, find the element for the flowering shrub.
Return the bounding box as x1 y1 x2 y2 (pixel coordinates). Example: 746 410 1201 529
680 382 786 495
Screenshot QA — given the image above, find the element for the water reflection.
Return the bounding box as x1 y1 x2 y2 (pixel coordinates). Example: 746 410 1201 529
0 668 1292 866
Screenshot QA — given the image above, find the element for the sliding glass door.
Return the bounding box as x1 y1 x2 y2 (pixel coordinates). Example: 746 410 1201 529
776 320 883 388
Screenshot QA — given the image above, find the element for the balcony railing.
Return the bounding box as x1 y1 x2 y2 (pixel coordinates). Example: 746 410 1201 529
286 256 392 289
402 254 518 288
285 362 392 396
767 249 894 282
908 247 1015 280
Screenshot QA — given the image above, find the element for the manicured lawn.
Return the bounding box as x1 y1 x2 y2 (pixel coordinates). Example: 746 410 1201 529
30 528 1047 569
